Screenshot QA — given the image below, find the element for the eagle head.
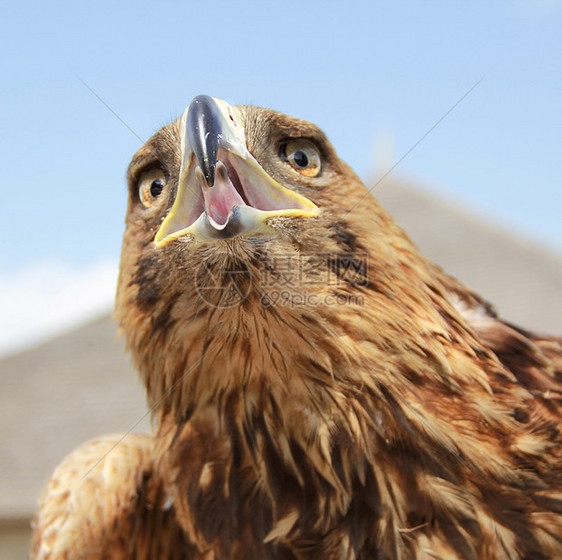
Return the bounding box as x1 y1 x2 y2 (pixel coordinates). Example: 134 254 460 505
115 94 419 414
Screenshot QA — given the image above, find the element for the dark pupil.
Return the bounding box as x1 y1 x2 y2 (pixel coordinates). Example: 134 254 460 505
292 150 309 168
150 179 164 197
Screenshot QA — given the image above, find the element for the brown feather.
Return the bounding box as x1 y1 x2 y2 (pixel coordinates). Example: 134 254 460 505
30 434 193 559
32 101 562 559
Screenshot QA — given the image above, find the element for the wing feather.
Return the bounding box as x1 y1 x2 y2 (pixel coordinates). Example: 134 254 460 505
30 433 194 560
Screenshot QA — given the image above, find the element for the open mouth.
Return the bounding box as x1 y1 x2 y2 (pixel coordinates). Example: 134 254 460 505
199 151 315 229
154 96 318 246
202 161 244 228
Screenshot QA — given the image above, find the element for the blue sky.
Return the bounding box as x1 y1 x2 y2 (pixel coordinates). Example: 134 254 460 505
1 0 561 354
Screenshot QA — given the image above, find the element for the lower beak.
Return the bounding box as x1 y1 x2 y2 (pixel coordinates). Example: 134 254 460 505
154 95 318 246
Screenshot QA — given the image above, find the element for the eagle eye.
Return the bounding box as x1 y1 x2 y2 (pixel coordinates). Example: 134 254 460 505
279 139 321 178
138 169 167 208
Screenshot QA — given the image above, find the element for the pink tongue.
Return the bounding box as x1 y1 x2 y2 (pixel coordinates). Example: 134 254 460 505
201 162 246 226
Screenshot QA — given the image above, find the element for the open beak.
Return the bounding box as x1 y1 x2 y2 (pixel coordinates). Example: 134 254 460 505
154 95 318 246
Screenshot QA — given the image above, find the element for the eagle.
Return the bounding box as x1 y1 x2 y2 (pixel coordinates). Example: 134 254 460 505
31 96 562 559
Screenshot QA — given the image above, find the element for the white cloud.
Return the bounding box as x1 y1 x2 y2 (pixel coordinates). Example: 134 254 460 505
0 259 119 358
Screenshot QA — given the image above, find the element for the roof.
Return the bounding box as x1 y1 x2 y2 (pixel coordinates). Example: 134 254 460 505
0 315 150 519
1 177 561 519
376 177 562 334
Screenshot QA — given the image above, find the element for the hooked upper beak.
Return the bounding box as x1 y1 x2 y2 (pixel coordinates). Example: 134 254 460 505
154 95 318 246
